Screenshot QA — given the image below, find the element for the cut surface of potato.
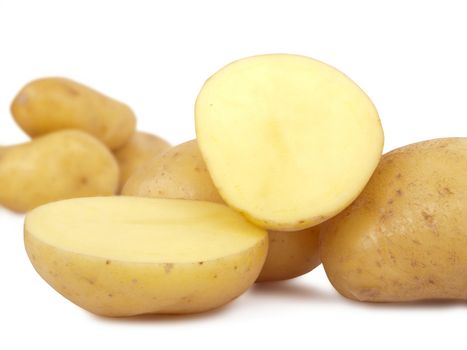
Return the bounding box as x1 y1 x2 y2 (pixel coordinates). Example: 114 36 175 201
114 131 170 190
321 138 467 302
11 77 136 149
124 139 321 281
195 54 384 230
0 130 118 212
25 197 267 316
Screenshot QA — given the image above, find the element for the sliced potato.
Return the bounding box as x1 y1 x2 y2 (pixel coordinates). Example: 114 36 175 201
195 54 384 230
11 77 136 149
0 130 118 212
123 139 321 281
114 131 170 190
321 138 467 302
25 197 268 316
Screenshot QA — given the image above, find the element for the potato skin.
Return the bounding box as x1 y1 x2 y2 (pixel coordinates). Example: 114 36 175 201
0 130 118 212
25 222 267 316
124 139 321 281
321 138 467 302
11 77 136 150
122 140 224 203
114 131 170 191
257 227 320 282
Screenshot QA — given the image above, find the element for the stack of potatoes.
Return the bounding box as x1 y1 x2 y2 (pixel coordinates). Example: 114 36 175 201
3 54 467 317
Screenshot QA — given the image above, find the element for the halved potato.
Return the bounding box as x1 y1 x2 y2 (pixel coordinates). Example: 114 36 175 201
25 197 268 316
195 54 384 230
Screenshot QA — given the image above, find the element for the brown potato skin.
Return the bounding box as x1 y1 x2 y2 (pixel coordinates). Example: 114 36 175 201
123 139 321 281
321 138 467 302
256 227 320 282
114 131 170 191
11 77 136 150
0 130 119 212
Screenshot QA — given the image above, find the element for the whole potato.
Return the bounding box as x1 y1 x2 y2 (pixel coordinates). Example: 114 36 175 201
123 139 321 282
0 130 119 212
11 77 136 150
114 131 170 190
321 138 467 302
25 197 268 316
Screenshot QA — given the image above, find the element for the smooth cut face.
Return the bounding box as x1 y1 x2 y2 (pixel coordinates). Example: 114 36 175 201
195 54 384 230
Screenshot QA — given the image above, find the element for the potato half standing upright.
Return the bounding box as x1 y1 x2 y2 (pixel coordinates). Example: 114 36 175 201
0 130 118 212
321 138 467 302
25 197 268 316
195 54 384 231
11 77 136 149
123 140 321 282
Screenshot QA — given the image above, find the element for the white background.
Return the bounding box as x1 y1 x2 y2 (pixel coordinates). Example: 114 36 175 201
1 0 467 349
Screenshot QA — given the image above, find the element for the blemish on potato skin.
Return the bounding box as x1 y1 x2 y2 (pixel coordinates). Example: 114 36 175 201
198 261 204 265
422 211 434 224
79 176 88 185
132 279 138 284
108 293 113 298
396 189 403 196
164 263 174 273
105 260 111 265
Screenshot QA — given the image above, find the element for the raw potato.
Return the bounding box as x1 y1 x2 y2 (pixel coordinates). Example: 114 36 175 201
11 77 136 149
114 131 170 190
0 130 118 212
320 138 467 302
122 140 224 203
24 197 268 316
195 54 384 231
123 140 321 281
257 228 320 282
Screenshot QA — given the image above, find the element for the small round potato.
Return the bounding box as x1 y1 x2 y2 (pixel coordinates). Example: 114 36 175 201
123 139 321 282
0 130 119 212
321 138 467 302
11 77 136 150
114 131 170 190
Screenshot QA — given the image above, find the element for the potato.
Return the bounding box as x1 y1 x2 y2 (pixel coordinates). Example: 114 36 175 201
24 197 268 316
320 138 467 302
0 130 118 212
123 139 321 281
122 140 224 203
257 228 320 282
195 54 384 231
114 131 170 190
11 77 136 149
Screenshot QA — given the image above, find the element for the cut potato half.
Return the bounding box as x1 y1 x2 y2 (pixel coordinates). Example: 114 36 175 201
24 197 268 316
195 54 384 230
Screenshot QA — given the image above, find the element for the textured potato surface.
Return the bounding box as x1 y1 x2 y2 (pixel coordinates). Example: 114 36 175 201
11 77 136 149
114 131 170 190
0 130 118 212
321 138 467 302
124 139 321 281
25 197 267 316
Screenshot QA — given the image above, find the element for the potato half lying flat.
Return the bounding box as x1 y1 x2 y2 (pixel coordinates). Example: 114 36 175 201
24 197 268 316
196 54 384 230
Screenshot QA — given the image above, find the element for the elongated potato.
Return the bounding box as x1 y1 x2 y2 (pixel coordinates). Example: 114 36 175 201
123 140 321 282
25 197 268 316
196 54 384 231
0 130 118 212
11 77 136 149
321 138 467 302
114 131 170 190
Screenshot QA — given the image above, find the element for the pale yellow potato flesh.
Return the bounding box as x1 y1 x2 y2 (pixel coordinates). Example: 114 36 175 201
114 131 170 191
321 138 467 302
195 54 384 231
124 139 321 281
0 130 118 212
25 197 268 316
122 140 224 203
11 77 136 149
